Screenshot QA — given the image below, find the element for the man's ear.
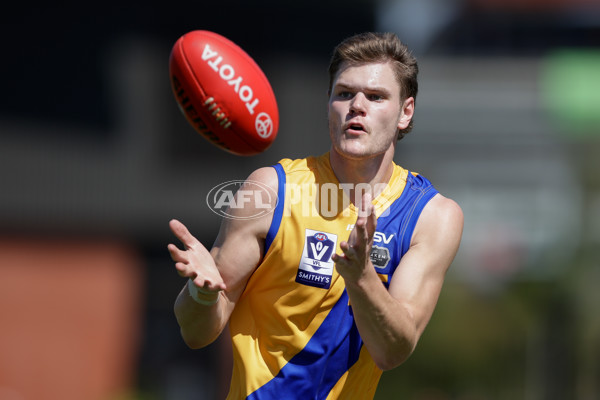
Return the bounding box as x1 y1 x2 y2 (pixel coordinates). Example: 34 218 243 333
397 97 415 131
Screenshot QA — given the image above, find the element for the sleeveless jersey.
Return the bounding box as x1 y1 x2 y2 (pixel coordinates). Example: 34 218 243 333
226 153 438 400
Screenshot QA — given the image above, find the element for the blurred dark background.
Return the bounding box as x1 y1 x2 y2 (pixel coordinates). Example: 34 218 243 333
1 1 599 399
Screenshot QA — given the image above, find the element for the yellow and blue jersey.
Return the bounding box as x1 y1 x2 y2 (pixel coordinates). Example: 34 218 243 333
226 153 438 400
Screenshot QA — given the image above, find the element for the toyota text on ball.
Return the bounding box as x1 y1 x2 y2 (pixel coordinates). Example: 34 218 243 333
202 45 256 113
201 44 274 138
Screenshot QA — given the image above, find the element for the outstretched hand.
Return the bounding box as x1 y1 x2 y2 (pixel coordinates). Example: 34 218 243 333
332 192 377 282
168 219 226 302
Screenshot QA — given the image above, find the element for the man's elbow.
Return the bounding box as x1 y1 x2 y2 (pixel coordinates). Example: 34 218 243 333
372 334 418 371
373 349 413 371
180 328 215 350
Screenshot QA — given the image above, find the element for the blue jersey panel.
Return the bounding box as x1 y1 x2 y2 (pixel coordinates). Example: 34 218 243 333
247 291 362 400
373 173 438 285
264 163 286 254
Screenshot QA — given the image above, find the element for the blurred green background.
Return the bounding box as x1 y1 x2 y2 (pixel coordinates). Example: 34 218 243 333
1 0 599 399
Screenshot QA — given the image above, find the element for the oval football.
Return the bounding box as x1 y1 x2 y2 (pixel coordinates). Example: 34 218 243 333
169 30 279 156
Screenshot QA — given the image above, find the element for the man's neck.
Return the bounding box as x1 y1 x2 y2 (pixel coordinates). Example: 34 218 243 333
328 147 395 205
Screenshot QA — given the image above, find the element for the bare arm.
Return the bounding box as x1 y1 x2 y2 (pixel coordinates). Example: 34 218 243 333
169 167 278 349
332 192 463 370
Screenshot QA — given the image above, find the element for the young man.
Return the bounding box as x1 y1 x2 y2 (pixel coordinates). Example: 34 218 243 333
168 32 463 399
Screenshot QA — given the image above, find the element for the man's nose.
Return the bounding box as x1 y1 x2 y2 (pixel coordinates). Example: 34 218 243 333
349 92 367 115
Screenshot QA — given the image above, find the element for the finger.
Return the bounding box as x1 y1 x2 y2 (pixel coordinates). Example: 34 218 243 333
331 252 348 264
348 217 369 250
366 203 377 235
337 241 356 258
339 240 351 253
167 243 188 263
357 191 373 218
174 262 195 278
358 192 376 238
191 275 226 292
169 219 199 249
352 192 373 235
355 217 368 240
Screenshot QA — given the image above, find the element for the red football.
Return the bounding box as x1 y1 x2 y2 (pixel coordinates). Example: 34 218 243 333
169 30 279 156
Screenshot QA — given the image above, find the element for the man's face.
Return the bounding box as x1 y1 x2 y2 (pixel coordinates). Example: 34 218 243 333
328 61 413 160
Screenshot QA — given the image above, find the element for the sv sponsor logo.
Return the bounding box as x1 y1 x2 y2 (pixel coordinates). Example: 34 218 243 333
374 232 394 244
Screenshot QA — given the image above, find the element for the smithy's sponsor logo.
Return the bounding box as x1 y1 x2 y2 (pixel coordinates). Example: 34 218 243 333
296 229 337 289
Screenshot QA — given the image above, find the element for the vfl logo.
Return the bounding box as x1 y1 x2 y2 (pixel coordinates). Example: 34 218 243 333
296 229 337 289
308 233 333 267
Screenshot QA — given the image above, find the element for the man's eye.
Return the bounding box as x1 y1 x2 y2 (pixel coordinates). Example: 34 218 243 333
338 91 352 99
368 94 383 101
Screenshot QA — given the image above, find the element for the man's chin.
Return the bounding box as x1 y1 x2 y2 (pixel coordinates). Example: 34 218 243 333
332 143 371 160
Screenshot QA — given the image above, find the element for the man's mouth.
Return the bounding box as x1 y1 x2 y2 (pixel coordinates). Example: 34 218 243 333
345 122 366 134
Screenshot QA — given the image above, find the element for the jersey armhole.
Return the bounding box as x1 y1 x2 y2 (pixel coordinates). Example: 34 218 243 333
399 176 439 254
264 163 285 254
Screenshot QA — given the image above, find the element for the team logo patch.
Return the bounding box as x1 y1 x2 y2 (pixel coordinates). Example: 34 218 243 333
370 245 391 270
296 229 338 289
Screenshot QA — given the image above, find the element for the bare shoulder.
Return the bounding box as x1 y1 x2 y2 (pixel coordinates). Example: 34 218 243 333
213 166 280 248
412 193 464 251
423 194 463 227
388 193 463 337
246 165 279 191
211 166 280 299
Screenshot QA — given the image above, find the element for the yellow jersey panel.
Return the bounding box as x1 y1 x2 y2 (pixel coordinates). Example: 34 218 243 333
226 153 438 399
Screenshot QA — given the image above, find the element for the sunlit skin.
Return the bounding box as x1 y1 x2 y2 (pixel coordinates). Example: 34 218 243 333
325 61 462 370
169 59 464 372
328 61 414 202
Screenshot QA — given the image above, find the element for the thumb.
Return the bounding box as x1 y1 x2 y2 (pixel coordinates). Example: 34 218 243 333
169 219 199 249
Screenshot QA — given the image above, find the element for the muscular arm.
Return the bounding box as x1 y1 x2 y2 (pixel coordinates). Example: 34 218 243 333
333 193 463 370
169 167 278 349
